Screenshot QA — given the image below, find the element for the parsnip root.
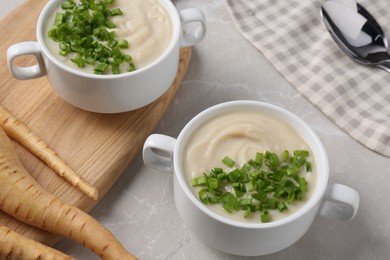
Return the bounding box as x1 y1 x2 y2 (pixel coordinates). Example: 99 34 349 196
0 104 98 200
0 225 75 260
0 127 136 260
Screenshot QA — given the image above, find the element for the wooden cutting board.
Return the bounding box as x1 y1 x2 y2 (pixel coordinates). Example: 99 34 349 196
0 0 191 245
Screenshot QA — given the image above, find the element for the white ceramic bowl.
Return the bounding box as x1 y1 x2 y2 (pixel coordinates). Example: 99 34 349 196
7 0 206 113
143 100 359 256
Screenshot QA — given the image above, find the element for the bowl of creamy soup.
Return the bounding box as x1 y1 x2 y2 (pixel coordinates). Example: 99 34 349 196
143 100 359 256
7 0 205 113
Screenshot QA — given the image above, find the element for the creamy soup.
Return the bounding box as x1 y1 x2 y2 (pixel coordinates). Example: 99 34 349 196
44 0 172 74
183 110 317 223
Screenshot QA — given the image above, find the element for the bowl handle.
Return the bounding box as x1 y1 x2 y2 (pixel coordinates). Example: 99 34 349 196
179 8 206 47
7 41 46 80
143 134 176 173
319 183 360 220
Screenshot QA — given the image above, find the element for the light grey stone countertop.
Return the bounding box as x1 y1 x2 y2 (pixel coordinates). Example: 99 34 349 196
2 0 390 259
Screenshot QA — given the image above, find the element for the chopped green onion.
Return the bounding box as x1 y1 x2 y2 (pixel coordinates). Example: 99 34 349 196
243 206 252 218
61 1 75 9
105 20 116 29
198 189 210 204
265 151 280 170
255 152 263 165
94 62 109 74
220 192 240 213
208 177 219 190
107 39 118 48
222 156 235 167
305 161 312 172
54 12 64 25
299 177 308 192
247 179 255 192
48 0 136 74
261 210 270 223
71 54 85 68
294 150 310 158
118 39 129 48
211 168 223 175
240 163 251 173
252 191 267 202
248 159 260 170
239 198 253 206
216 172 227 181
281 150 289 162
233 182 246 197
277 201 288 212
110 8 123 16
111 62 120 74
191 175 208 187
191 149 313 223
228 169 242 183
127 63 136 72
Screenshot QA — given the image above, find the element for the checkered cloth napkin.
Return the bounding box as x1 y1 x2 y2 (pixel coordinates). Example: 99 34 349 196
225 0 390 157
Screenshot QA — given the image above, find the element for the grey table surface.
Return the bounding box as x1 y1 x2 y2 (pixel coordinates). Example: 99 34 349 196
2 0 389 259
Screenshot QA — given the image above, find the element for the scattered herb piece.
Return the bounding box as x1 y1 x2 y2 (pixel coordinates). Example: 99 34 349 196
222 156 235 167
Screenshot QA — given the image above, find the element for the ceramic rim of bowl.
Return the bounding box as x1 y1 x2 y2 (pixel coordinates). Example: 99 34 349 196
174 100 329 229
36 0 180 79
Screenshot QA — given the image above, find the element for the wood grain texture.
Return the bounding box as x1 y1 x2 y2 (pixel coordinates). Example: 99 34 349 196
0 0 191 245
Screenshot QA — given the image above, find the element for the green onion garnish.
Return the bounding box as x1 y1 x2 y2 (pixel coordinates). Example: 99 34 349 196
48 0 136 74
261 210 270 223
222 156 235 167
191 150 313 222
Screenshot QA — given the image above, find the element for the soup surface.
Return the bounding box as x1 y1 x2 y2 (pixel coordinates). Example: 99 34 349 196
45 0 173 74
183 109 317 223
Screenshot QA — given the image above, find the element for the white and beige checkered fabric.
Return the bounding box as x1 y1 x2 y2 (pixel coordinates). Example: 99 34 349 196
226 0 390 157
